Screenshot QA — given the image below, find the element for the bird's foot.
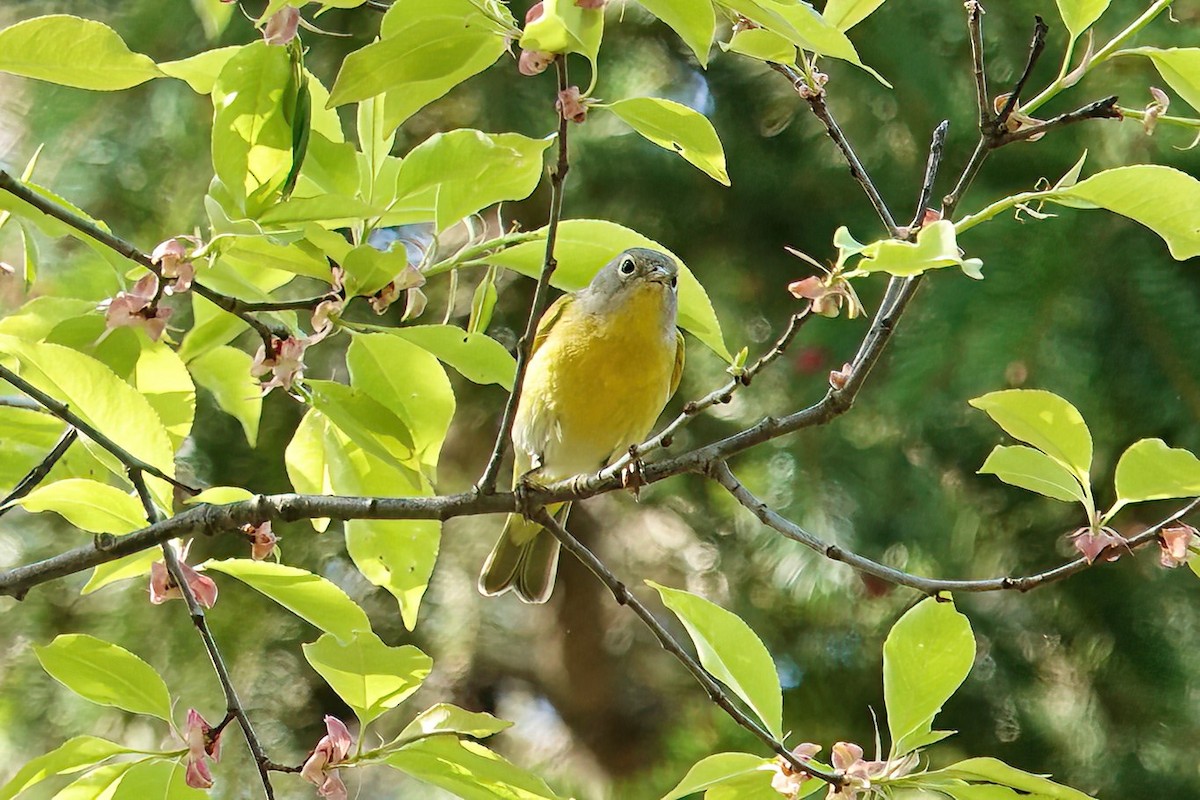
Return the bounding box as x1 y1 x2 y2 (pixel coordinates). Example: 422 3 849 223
514 468 548 520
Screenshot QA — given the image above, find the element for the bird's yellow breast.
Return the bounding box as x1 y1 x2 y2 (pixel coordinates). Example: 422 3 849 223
514 284 677 479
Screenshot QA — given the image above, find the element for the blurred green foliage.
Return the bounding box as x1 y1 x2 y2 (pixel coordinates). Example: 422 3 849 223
0 0 1198 798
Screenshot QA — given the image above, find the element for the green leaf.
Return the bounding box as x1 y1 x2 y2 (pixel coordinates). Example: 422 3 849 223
190 0 236 40
856 220 982 278
302 630 432 726
480 219 731 361
719 28 796 63
328 0 507 128
188 345 262 446
1114 438 1200 504
384 324 515 389
0 15 162 90
1054 0 1111 39
177 295 248 363
1050 165 1200 261
637 0 717 66
34 634 172 722
111 759 206 800
978 445 1086 504
1117 48 1200 115
883 597 975 757
468 266 500 334
211 41 294 212
346 516 441 632
822 0 888 30
7 479 146 533
134 340 195 450
0 736 134 800
969 390 1093 481
305 379 419 478
158 46 242 94
18 222 37 286
50 761 137 799
648 582 783 739
203 559 372 644
660 752 775 800
341 243 411 297
391 703 512 744
521 0 604 90
606 97 730 185
394 129 554 233
81 550 161 595
357 94 396 205
932 757 1094 800
185 486 254 505
385 735 564 799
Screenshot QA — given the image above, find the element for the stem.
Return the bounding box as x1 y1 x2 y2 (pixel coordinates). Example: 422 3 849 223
476 56 572 493
0 428 78 516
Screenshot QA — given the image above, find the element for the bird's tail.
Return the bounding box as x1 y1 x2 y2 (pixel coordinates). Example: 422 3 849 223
478 502 571 604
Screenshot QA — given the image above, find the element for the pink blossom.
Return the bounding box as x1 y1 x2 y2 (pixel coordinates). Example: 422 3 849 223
151 238 196 294
1070 526 1126 564
103 273 172 341
184 708 222 789
301 716 354 800
311 298 344 342
1143 86 1170 136
829 362 853 391
263 7 301 46
251 335 309 394
770 743 820 798
556 86 588 124
825 741 917 799
525 1 544 23
244 522 279 561
1160 524 1197 568
149 558 218 608
519 50 555 76
786 275 862 319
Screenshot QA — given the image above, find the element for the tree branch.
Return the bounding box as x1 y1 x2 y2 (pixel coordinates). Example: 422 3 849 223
0 428 77 517
998 95 1122 144
531 508 842 785
906 121 950 233
711 461 1200 595
0 363 197 495
477 55 572 493
994 16 1049 127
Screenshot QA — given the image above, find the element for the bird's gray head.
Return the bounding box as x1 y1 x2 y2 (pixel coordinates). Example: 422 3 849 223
580 248 680 314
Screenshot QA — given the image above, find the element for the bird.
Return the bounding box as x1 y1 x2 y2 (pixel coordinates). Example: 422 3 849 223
478 247 686 603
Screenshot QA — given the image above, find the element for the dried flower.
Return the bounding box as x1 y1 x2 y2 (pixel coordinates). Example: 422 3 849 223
1159 523 1197 568
263 7 301 46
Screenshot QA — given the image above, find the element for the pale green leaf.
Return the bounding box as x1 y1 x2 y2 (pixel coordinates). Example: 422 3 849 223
255 195 384 227
394 129 554 232
111 760 206 800
187 345 262 446
857 220 981 278
1050 165 1200 261
637 0 717 66
341 243 411 297
384 324 515 389
1114 438 1200 504
204 559 371 643
930 757 1094 800
1118 48 1200 114
392 703 511 745
50 761 137 800
0 15 162 90
883 597 975 756
81 550 161 595
190 0 236 41
0 407 66 490
969 390 1093 480
660 752 775 800
649 582 783 739
159 46 242 94
822 0 888 30
1054 0 1111 39
386 735 564 799
8 479 146 534
346 517 441 631
134 340 195 450
305 379 419 477
184 486 254 505
302 630 432 726
719 28 796 63
606 97 730 185
35 634 172 722
0 736 134 800
978 445 1086 504
357 93 396 205
521 0 604 89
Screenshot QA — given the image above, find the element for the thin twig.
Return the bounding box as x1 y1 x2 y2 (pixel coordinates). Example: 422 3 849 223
712 461 1200 595
531 508 842 785
998 95 1122 144
0 428 78 517
477 56 572 493
0 170 279 350
966 1 989 129
0 363 197 495
906 121 950 233
994 16 1049 127
129 472 276 800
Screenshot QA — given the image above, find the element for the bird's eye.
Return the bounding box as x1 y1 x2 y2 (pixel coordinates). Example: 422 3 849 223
619 257 637 276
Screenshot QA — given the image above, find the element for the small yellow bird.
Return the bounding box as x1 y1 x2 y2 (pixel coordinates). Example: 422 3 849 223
479 247 686 603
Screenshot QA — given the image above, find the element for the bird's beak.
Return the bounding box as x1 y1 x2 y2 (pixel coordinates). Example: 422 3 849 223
647 265 674 285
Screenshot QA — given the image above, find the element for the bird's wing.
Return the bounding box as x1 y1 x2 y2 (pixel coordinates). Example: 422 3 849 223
530 294 574 359
669 329 686 398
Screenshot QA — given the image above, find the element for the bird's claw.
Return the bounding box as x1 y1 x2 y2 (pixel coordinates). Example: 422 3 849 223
514 468 547 520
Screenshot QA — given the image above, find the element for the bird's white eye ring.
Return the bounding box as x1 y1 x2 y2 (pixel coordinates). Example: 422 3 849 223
619 256 636 275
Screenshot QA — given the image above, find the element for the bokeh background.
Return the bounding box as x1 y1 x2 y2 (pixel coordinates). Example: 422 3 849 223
1 0 1198 797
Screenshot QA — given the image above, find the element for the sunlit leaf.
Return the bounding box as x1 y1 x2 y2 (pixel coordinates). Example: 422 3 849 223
521 0 604 89
204 559 372 644
386 735 564 799
720 28 795 63
1114 438 1200 504
649 582 783 739
637 0 717 66
382 324 515 389
0 15 162 90
81 550 161 595
856 220 982 278
660 752 775 800
188 345 262 446
303 630 432 726
7 479 146 534
184 486 254 506
48 761 137 799
1054 0 1111 39
0 736 136 800
605 97 730 185
159 46 242 94
34 634 172 722
822 0 888 30
391 703 511 745
930 757 1094 800
111 759 206 800
978 445 1087 504
134 340 195 449
883 597 975 757
480 218 731 361
970 390 1092 481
